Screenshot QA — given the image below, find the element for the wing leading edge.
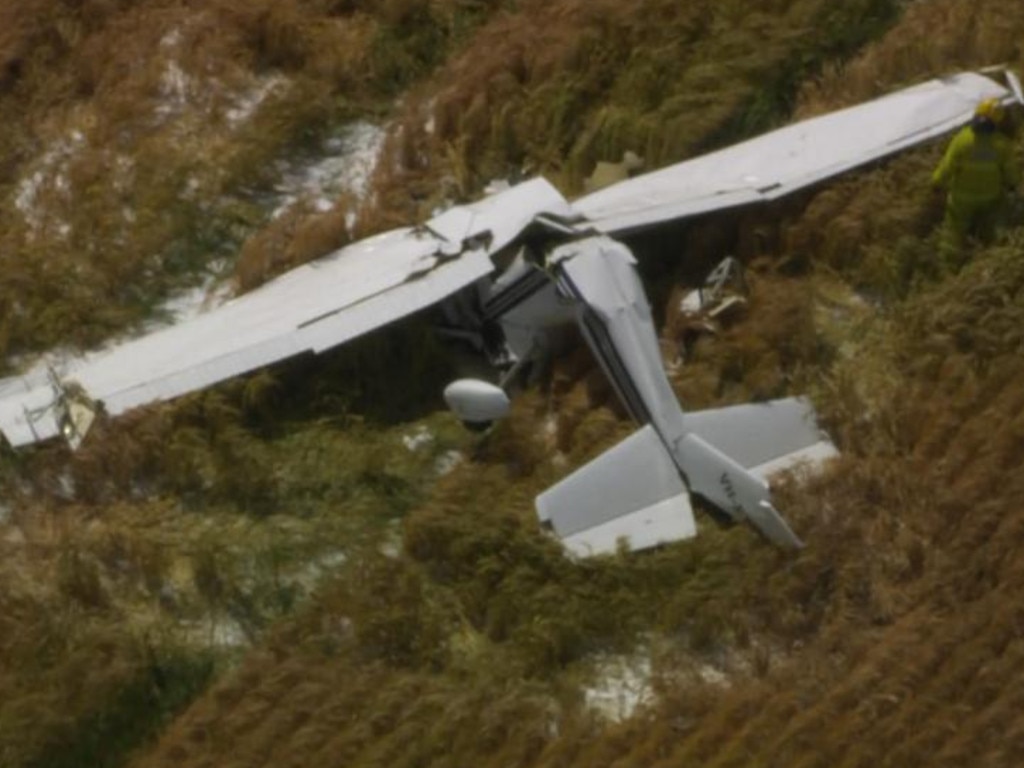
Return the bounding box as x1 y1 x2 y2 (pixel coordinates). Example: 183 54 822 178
0 178 571 447
576 72 1011 234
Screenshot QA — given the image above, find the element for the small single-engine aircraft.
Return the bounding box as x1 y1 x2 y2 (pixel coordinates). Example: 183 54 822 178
0 69 1019 556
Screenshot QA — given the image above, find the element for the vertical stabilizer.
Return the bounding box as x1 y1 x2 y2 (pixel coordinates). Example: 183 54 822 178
673 433 803 548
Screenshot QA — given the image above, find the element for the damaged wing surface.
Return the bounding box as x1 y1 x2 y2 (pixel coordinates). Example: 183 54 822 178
0 178 571 447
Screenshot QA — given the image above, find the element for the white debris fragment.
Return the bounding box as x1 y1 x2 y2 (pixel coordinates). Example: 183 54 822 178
379 537 402 559
154 28 191 120
434 450 463 476
423 99 437 135
377 520 403 559
271 121 386 220
695 662 730 686
160 28 183 48
583 653 653 722
402 426 434 451
226 75 287 127
156 60 191 118
14 131 87 233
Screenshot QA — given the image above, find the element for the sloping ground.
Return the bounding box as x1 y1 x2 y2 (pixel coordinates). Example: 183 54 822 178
0 0 506 356
3 0 1024 766
126 2 1024 766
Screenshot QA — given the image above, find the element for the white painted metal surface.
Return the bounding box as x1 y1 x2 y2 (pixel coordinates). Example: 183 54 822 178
443 379 511 423
555 237 686 435
548 239 815 551
298 247 494 355
576 72 1009 233
561 495 696 558
431 176 575 252
78 228 444 415
4 68 1009 557
0 179 572 446
1007 70 1024 106
673 432 802 549
537 425 696 556
681 397 832 471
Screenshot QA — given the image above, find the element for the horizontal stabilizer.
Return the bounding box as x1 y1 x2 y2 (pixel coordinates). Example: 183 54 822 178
537 425 695 557
682 397 837 477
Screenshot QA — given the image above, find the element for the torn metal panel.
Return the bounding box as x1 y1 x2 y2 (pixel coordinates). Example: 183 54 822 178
469 177 576 251
429 177 574 252
576 72 1009 234
0 371 64 447
494 278 574 363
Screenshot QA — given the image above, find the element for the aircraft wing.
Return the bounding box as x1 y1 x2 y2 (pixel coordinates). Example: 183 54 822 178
576 71 1011 234
0 178 572 447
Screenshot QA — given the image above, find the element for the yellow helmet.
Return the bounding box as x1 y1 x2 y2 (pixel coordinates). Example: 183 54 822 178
975 98 1006 126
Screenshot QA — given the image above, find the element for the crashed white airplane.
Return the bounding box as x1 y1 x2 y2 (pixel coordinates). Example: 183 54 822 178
0 70 1019 556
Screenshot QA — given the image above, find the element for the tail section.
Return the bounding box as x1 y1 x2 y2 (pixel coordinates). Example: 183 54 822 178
535 397 837 555
536 425 696 557
681 397 837 478
672 433 803 549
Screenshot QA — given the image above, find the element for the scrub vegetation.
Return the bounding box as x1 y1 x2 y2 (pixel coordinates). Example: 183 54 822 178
1 0 1024 766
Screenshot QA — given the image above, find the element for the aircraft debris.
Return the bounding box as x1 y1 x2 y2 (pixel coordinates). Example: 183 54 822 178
1 69 1018 555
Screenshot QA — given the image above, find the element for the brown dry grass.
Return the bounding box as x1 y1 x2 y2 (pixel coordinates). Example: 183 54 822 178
8 0 1024 766
0 0 500 356
360 0 900 214
122 0 1024 766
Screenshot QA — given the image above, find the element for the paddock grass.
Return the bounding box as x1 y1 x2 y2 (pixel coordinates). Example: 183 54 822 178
5 0 1024 766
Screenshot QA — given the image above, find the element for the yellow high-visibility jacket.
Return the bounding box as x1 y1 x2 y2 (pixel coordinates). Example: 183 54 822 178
932 125 1019 207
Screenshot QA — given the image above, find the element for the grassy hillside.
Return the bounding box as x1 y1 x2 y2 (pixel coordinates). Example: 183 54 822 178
2 0 1024 766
